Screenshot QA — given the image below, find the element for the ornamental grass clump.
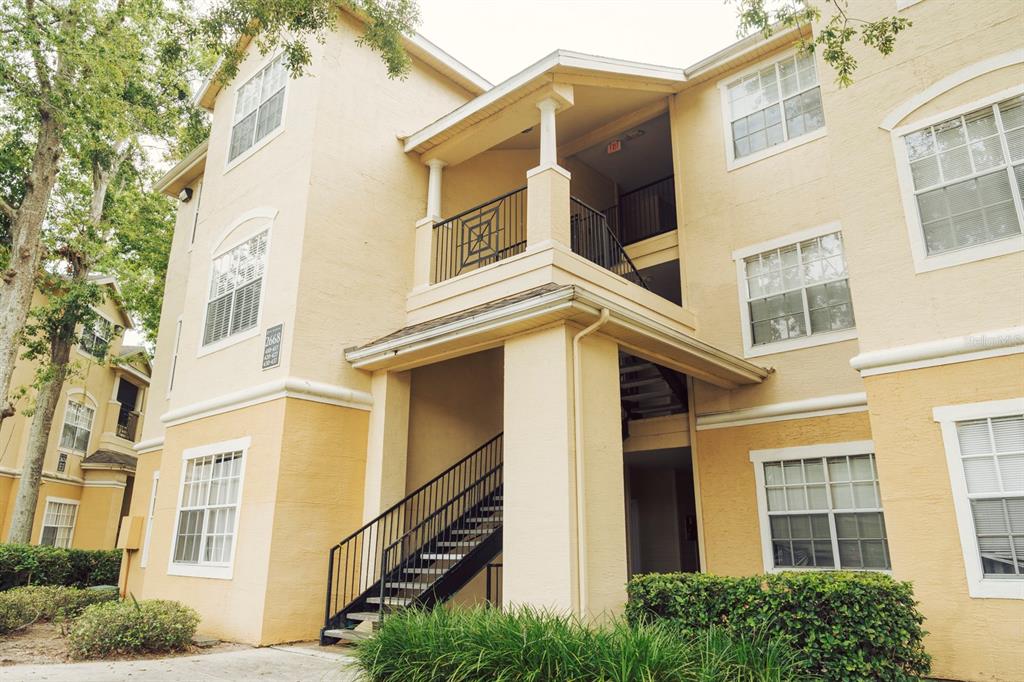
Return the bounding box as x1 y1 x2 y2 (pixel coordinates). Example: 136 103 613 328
353 605 809 682
67 598 199 659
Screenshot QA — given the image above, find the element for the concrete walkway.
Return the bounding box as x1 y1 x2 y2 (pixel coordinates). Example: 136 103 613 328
1 643 362 681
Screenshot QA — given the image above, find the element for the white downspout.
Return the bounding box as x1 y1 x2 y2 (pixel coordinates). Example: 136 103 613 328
571 308 611 619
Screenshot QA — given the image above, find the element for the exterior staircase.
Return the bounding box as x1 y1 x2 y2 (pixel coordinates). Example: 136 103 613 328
321 434 503 644
620 353 687 421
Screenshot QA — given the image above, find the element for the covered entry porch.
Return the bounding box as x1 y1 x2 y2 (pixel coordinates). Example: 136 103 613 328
326 284 766 634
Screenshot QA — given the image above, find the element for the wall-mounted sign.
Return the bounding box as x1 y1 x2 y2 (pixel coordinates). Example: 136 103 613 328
606 139 622 155
262 324 283 370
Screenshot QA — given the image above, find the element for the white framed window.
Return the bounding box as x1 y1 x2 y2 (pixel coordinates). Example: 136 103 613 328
79 318 113 360
751 441 891 573
189 182 203 248
60 399 95 453
168 437 249 580
227 54 288 166
39 498 79 548
141 470 160 568
733 222 856 357
893 87 1024 273
202 231 268 349
934 398 1024 599
719 49 826 170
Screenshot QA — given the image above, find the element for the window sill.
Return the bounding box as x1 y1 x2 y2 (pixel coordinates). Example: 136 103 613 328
727 128 827 172
965 578 1024 600
166 561 234 580
223 125 286 175
765 565 892 575
195 326 261 359
744 327 858 358
912 235 1024 274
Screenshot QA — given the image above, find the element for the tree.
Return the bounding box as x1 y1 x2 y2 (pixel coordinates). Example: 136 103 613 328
0 0 421 433
731 0 912 86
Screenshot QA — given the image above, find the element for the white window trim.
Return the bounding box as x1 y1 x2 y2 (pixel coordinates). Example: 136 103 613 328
223 52 290 174
750 440 888 574
188 182 203 252
75 310 119 362
140 470 160 568
891 85 1024 274
718 46 828 171
59 393 97 455
896 0 924 9
167 436 249 580
38 496 80 548
167 316 183 398
933 397 1024 599
196 228 272 359
732 221 858 358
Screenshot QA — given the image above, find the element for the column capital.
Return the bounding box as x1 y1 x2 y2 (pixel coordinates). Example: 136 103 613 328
426 158 448 171
536 97 560 115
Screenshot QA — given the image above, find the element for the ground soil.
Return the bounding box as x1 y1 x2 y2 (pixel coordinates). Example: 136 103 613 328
0 622 245 666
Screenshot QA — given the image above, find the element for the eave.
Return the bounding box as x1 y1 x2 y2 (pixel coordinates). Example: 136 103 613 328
154 139 209 197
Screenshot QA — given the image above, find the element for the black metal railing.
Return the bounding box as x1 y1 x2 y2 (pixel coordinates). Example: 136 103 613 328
379 460 502 621
323 434 503 630
433 188 526 283
116 406 140 441
571 197 645 287
605 176 676 246
486 562 503 607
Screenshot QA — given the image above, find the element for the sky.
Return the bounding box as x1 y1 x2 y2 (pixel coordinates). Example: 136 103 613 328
416 0 744 84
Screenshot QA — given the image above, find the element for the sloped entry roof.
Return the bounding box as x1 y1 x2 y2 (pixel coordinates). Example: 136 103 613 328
82 449 137 470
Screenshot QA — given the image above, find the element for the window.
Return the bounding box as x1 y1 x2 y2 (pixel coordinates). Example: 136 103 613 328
935 399 1024 599
39 499 78 548
169 438 248 579
168 317 182 394
141 471 160 568
734 224 856 356
203 232 268 347
752 442 891 572
228 54 288 163
79 318 112 359
190 182 203 246
902 95 1023 260
60 400 95 453
723 51 825 166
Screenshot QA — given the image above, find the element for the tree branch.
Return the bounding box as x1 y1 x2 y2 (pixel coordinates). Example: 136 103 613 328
0 197 16 223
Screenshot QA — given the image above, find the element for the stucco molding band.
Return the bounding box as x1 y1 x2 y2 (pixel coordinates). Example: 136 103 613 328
850 327 1024 377
134 437 165 454
879 49 1024 131
161 376 373 427
695 392 869 430
81 480 128 489
0 466 85 485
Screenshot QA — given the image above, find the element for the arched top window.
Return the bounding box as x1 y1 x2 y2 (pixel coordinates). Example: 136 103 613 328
203 231 269 347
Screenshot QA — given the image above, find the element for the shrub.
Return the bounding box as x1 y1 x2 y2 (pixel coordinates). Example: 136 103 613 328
0 543 121 590
626 572 931 681
67 599 200 659
354 606 808 682
0 585 118 635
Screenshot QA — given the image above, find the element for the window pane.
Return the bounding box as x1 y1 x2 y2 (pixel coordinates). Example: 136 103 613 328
255 89 285 142
230 279 262 335
228 112 257 162
963 457 999 494
204 294 233 345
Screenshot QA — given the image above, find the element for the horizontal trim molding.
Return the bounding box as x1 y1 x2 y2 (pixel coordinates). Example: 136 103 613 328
851 327 1024 377
134 437 164 454
0 467 85 485
696 392 868 430
161 376 373 427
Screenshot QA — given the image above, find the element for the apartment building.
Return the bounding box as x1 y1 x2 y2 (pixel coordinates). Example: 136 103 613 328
0 279 151 550
122 2 1022 679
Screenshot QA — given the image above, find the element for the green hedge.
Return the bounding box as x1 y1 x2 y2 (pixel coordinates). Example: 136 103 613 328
0 543 121 590
0 585 118 635
68 599 200 659
354 606 809 682
626 572 931 681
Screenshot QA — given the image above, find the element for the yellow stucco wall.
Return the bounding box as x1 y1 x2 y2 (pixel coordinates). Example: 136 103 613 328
864 355 1024 682
695 411 873 576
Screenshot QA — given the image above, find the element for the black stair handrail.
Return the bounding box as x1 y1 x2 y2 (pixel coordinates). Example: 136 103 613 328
323 433 503 630
570 197 647 288
379 460 503 620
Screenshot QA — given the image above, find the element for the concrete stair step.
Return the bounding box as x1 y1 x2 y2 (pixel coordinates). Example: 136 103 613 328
385 581 432 590
366 596 412 606
324 628 374 642
451 528 488 535
467 517 501 523
345 612 381 623
404 567 445 575
422 553 465 561
437 540 479 547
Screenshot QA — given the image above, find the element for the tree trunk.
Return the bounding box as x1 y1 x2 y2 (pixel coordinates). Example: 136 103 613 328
5 334 72 543
0 112 63 426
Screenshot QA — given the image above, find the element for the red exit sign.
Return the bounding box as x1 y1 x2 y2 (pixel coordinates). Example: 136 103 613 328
606 139 622 154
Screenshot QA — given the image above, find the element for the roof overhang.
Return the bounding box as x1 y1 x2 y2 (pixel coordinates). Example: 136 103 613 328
154 139 209 197
403 50 686 162
346 284 768 389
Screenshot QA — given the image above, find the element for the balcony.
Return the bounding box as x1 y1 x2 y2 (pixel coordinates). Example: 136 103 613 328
431 187 644 287
115 405 141 442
